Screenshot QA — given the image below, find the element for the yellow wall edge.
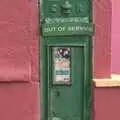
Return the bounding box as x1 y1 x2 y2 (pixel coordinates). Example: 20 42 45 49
93 74 120 87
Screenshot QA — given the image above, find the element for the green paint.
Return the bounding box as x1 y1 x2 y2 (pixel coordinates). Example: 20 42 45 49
40 37 93 120
42 23 93 36
44 17 89 24
49 46 84 119
40 0 93 120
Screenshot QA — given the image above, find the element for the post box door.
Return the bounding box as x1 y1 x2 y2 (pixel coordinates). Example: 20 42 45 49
48 46 85 120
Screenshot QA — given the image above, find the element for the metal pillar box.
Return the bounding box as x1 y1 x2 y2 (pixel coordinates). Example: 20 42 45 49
40 0 94 120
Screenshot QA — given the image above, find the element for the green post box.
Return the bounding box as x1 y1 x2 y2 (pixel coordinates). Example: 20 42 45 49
40 0 94 120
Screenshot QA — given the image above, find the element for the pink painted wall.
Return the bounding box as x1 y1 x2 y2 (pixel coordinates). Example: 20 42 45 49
94 87 120 120
0 0 40 120
111 0 120 74
0 0 119 120
94 1 120 120
0 83 40 120
0 0 39 82
93 0 112 78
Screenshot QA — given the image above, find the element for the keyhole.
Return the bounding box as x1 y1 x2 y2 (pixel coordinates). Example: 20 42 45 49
56 91 60 96
52 111 56 116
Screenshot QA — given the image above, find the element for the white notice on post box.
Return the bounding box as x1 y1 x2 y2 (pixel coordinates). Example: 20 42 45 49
53 47 71 82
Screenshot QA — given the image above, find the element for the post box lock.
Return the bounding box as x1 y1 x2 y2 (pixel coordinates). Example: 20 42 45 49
55 91 60 97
